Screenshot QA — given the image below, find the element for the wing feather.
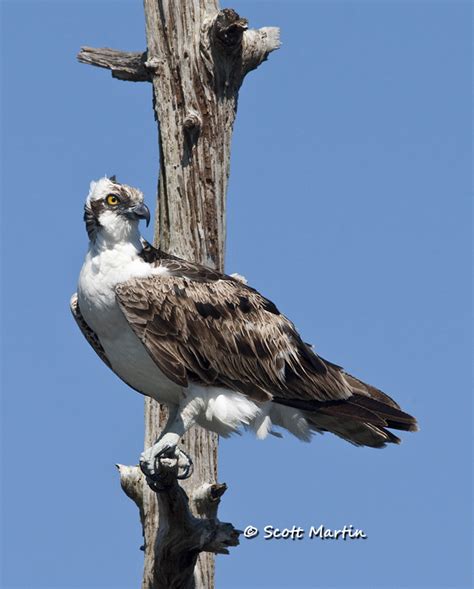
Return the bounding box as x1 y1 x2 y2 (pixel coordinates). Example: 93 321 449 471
114 252 353 404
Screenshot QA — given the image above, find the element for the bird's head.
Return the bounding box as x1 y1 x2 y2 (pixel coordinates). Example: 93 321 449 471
84 176 150 243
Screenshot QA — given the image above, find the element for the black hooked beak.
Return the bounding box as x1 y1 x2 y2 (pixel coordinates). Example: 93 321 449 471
126 203 150 226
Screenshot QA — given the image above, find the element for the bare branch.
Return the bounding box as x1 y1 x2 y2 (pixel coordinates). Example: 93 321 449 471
192 482 228 520
117 463 145 509
77 47 151 82
117 464 147 551
204 9 281 83
242 27 281 75
150 458 240 589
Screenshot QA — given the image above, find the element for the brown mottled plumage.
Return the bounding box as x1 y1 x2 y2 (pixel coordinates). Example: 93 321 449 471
111 240 416 446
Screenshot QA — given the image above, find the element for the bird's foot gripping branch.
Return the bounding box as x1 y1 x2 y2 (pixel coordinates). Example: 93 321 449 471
118 458 241 589
140 440 194 481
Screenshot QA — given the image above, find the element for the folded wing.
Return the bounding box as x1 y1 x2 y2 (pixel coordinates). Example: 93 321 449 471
113 244 418 446
114 250 353 405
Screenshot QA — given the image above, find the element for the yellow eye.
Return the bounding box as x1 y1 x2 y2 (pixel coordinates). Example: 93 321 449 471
106 194 120 206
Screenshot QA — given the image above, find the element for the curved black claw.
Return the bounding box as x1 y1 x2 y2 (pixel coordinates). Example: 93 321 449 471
176 448 194 480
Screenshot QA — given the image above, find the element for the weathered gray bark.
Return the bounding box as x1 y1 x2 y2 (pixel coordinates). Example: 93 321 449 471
78 2 279 587
117 462 240 589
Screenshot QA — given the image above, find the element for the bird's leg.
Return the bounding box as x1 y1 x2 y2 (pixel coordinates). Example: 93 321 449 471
140 401 196 480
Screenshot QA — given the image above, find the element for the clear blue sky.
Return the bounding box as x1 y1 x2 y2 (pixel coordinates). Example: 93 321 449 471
1 1 472 588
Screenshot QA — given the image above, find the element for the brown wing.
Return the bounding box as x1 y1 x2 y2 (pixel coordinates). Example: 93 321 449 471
114 265 353 404
70 293 111 369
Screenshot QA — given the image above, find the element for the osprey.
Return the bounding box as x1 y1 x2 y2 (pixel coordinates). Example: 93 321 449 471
72 177 417 478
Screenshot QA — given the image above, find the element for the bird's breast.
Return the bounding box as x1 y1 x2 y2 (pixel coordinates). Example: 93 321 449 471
76 247 182 403
77 245 148 336
77 257 121 339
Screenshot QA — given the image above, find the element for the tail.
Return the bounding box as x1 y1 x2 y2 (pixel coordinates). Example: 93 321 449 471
276 372 418 448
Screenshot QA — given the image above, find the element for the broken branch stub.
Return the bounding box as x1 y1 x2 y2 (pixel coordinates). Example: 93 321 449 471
116 459 240 576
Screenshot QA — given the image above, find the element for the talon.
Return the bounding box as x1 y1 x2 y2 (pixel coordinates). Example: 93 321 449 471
154 443 175 468
139 441 193 481
139 458 156 479
176 449 194 480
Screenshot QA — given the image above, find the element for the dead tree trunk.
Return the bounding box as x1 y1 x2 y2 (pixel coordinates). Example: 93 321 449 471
78 2 279 587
